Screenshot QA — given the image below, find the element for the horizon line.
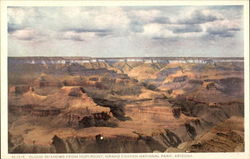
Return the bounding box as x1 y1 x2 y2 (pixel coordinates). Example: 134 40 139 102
7 56 244 59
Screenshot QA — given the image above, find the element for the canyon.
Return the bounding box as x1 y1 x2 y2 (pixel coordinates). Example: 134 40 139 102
8 57 244 153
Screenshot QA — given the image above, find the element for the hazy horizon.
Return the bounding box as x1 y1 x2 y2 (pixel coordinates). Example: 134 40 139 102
8 6 244 57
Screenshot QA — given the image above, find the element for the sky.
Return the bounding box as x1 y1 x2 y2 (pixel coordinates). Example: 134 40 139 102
8 6 244 57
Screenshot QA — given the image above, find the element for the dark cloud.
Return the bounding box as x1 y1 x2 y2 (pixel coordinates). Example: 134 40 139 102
208 5 243 10
59 35 84 41
95 32 110 37
69 37 84 41
208 31 233 37
172 24 202 33
206 27 240 38
151 17 170 24
16 36 35 41
57 27 113 41
62 28 111 33
229 28 241 31
177 10 220 24
130 21 144 33
8 24 24 33
152 36 178 42
61 28 112 37
152 37 166 40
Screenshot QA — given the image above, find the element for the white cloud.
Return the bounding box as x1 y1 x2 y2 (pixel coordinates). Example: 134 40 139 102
141 23 174 39
202 19 241 31
93 7 130 31
129 9 162 23
10 29 47 41
8 7 35 26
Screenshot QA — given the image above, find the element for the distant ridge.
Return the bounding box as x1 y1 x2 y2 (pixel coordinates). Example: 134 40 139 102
8 56 244 65
8 56 244 59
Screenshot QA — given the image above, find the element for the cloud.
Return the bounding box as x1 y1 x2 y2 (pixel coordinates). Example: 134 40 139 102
10 29 46 41
206 29 234 37
8 23 24 33
206 27 240 38
59 31 85 41
62 28 111 33
203 19 241 38
130 21 144 33
58 27 113 41
95 32 111 37
129 9 162 23
8 7 32 26
8 7 130 38
60 28 112 38
58 31 100 41
151 17 171 24
132 7 230 40
175 9 222 24
7 6 244 57
141 23 175 39
138 22 205 40
171 24 203 33
128 9 167 33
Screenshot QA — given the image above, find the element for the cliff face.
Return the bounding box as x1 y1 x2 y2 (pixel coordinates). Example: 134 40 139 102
10 114 244 153
9 128 184 153
165 116 244 152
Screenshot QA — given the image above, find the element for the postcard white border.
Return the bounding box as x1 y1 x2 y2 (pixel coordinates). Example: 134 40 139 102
1 1 249 159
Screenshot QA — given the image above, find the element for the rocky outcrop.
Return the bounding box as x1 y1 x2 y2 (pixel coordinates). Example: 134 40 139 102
91 98 131 121
78 112 117 128
10 128 184 153
9 104 61 117
52 135 67 153
173 76 188 82
68 87 85 97
9 132 56 153
33 74 62 88
165 117 244 152
11 85 31 94
31 109 61 117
